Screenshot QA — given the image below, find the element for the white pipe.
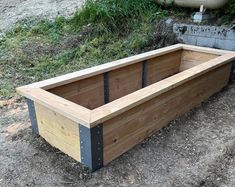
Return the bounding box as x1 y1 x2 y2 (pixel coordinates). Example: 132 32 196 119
156 0 229 9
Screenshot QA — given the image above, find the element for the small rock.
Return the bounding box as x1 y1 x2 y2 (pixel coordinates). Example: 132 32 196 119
165 18 174 26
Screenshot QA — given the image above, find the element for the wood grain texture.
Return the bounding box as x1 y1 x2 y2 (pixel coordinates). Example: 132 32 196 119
147 50 181 85
35 102 81 162
180 50 219 71
48 74 104 109
109 63 142 102
91 53 235 127
182 44 235 55
16 44 235 171
48 51 181 107
17 44 235 91
182 50 219 62
16 47 235 129
19 44 183 90
16 88 91 127
102 63 231 164
180 60 204 71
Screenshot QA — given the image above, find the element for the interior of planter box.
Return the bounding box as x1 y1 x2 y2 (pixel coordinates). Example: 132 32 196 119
46 49 220 110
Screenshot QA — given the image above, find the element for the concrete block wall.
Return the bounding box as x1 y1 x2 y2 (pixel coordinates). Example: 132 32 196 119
173 24 235 51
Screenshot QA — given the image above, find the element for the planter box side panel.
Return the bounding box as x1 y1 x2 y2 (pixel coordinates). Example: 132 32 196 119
101 50 182 103
48 74 105 109
34 102 81 162
47 50 182 108
180 50 220 71
102 63 231 165
109 63 143 102
147 50 182 86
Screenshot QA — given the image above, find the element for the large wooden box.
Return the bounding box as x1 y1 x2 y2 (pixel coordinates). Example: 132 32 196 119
17 44 235 171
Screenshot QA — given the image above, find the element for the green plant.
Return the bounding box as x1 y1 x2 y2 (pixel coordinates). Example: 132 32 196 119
70 0 161 32
1 0 175 100
214 0 235 23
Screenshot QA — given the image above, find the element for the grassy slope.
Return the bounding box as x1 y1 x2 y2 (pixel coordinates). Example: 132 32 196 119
0 0 234 99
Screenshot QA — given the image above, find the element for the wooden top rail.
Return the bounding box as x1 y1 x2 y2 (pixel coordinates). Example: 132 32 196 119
16 87 91 127
18 44 235 91
90 53 235 127
182 44 235 55
16 44 235 128
18 44 182 90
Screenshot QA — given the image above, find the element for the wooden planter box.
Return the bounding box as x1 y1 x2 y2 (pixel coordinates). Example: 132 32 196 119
17 44 235 171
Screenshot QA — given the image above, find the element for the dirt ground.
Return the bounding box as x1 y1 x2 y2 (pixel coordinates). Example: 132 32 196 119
0 0 84 35
0 83 235 187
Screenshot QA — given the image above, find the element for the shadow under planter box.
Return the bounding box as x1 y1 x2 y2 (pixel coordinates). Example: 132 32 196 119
16 44 235 171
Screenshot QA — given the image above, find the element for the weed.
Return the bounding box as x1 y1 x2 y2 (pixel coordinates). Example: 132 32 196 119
70 0 161 32
0 0 177 100
214 0 235 24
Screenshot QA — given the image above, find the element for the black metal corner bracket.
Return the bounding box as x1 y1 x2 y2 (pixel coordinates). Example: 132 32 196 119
79 124 103 171
25 98 39 134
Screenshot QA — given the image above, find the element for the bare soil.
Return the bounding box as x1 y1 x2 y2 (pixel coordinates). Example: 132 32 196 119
0 83 235 187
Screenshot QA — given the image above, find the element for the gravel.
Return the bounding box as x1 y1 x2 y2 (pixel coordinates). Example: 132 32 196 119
0 0 84 34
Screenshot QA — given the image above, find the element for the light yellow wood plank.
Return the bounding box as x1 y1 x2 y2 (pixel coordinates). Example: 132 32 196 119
180 60 205 71
180 49 219 71
16 88 91 127
181 50 219 62
181 44 235 55
35 102 81 162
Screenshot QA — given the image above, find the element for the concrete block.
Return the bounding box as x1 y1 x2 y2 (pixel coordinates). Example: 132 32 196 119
173 23 235 51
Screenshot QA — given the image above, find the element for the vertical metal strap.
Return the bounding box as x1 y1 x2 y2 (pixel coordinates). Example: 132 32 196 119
104 72 109 103
142 61 147 88
90 125 103 170
26 98 39 134
229 61 235 82
79 124 103 171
